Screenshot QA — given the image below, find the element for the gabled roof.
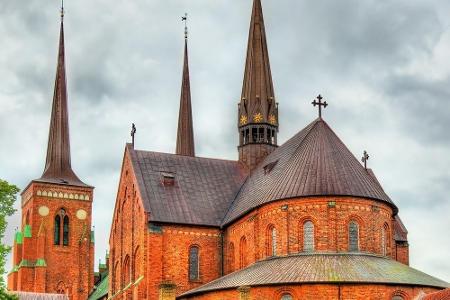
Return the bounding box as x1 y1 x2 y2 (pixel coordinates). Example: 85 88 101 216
179 253 449 298
223 118 395 225
129 146 248 226
393 215 408 242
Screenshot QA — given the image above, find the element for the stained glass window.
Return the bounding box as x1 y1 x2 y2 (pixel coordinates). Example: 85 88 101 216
63 215 69 246
189 246 199 281
349 221 359 252
54 215 61 245
303 221 314 252
281 294 293 300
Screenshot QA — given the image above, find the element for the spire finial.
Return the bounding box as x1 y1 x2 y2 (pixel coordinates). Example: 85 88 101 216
131 123 137 148
60 0 64 20
311 94 328 118
182 13 188 39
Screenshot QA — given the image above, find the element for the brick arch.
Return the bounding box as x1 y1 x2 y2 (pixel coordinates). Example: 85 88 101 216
382 222 392 256
122 255 131 286
113 261 120 293
133 246 141 280
274 287 299 299
392 289 410 300
298 216 318 252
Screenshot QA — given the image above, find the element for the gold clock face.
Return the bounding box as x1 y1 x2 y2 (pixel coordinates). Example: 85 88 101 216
253 113 263 123
240 115 248 125
269 114 277 125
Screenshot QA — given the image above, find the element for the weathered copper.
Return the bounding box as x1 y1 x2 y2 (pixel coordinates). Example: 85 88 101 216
175 36 195 157
37 19 86 187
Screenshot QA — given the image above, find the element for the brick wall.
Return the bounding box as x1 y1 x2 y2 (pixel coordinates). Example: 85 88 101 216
224 197 399 274
180 284 440 300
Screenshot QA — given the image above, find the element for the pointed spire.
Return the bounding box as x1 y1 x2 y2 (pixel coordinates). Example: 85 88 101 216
39 11 85 186
176 19 195 157
238 0 277 127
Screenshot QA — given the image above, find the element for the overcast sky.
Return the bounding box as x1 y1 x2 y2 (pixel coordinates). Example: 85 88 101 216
1 0 449 283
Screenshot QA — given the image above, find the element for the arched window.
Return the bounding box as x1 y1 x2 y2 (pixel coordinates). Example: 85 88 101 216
281 294 293 300
240 236 247 268
63 215 69 246
122 255 131 286
382 223 390 256
303 221 314 252
267 226 277 257
189 246 200 281
392 296 404 300
349 221 359 252
228 243 235 272
54 215 61 245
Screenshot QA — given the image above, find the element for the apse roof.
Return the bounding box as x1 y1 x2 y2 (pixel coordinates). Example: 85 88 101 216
222 118 396 225
129 146 248 226
179 253 449 298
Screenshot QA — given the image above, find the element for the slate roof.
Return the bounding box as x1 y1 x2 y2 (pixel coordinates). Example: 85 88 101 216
393 215 408 242
129 147 248 226
179 253 449 298
222 118 396 225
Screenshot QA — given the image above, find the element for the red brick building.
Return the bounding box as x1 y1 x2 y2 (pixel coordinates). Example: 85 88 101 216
108 1 448 300
7 10 95 300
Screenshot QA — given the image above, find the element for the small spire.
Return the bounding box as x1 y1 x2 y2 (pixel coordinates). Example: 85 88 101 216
61 0 64 20
176 17 195 157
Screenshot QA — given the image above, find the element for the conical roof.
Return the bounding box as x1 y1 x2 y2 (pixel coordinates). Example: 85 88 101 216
223 118 395 224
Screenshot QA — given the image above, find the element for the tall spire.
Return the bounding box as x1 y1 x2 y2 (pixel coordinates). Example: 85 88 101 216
238 0 278 170
176 15 195 157
39 10 85 186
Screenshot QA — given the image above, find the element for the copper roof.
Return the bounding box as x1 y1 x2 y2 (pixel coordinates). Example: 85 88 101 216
176 38 195 157
37 19 87 187
223 118 395 225
129 146 248 226
180 253 449 298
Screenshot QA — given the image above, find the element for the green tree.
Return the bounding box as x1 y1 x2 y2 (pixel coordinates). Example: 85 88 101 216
0 179 19 292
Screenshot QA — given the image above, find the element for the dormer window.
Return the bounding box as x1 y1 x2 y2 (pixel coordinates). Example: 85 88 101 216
161 172 175 186
263 160 278 174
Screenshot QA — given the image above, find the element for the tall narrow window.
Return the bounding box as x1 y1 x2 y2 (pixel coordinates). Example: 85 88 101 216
382 224 389 256
189 246 199 281
349 221 359 252
267 226 277 257
303 221 314 252
228 243 235 272
63 215 69 246
54 215 61 245
240 236 247 268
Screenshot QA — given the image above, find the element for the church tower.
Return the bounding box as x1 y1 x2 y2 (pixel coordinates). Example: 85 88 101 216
238 0 278 170
7 8 94 300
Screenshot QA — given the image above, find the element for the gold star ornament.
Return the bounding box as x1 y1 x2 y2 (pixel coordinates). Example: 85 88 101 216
240 115 248 125
269 114 277 125
253 113 263 123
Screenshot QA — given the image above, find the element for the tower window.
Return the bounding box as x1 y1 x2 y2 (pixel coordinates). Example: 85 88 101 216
54 208 68 246
189 246 200 281
54 215 61 245
252 128 257 143
349 221 359 252
303 221 314 252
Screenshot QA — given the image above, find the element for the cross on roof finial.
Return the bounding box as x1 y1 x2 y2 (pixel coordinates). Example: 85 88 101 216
131 123 137 148
60 0 64 20
361 150 369 170
311 94 328 118
182 13 188 39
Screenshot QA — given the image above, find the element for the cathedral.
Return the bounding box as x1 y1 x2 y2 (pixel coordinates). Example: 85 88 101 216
7 0 449 299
